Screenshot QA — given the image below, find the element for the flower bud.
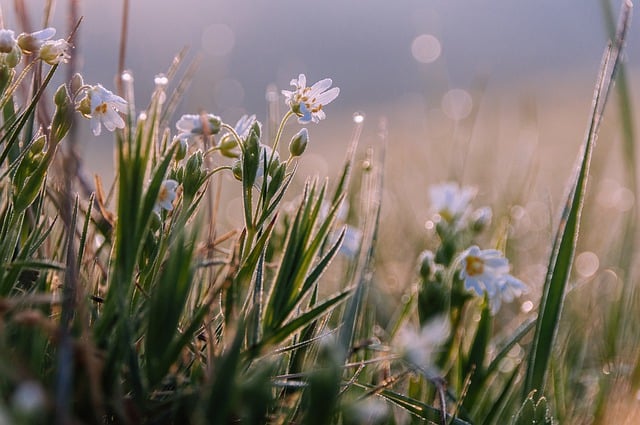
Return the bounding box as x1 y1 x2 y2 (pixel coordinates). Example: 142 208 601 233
183 151 206 201
4 45 21 68
418 250 436 280
207 114 222 135
232 160 243 181
70 73 84 95
218 135 240 158
29 135 47 154
51 84 73 145
175 136 188 161
470 206 492 233
250 121 261 139
288 128 308 157
39 39 71 65
17 28 55 53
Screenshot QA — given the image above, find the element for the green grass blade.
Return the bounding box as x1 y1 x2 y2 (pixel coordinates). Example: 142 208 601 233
523 2 632 396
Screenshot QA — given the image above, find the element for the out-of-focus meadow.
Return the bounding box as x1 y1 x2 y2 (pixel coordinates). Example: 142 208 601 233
2 0 640 423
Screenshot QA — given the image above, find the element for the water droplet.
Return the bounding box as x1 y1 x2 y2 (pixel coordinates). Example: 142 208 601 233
121 70 133 82
521 300 534 313
425 220 435 230
353 111 365 123
138 111 147 121
154 73 168 87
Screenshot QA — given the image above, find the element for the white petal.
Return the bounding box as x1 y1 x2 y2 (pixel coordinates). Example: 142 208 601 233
314 87 340 106
90 117 102 136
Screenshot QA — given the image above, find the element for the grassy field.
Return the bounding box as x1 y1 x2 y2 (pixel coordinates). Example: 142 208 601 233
1 1 640 424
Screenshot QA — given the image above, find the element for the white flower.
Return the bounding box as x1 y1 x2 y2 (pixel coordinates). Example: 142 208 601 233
429 181 477 224
176 113 221 136
282 73 339 123
39 39 71 65
17 27 55 53
0 29 17 53
459 245 526 314
233 114 258 140
395 317 449 373
154 179 179 213
87 84 127 136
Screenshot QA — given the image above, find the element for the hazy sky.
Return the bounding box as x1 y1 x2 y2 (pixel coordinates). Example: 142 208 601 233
1 1 637 126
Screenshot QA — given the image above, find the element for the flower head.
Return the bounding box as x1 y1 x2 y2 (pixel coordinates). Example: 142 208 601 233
0 29 17 53
154 179 179 213
429 182 477 224
39 39 71 65
17 27 55 53
282 73 339 123
0 29 20 68
176 113 222 146
459 245 526 314
82 84 127 136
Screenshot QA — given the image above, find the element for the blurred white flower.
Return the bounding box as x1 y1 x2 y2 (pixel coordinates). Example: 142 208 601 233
154 179 179 213
39 39 71 65
11 380 46 414
176 113 222 148
233 114 258 140
87 84 127 136
429 181 477 224
282 73 339 123
0 29 17 53
459 245 526 314
17 27 55 53
395 317 449 373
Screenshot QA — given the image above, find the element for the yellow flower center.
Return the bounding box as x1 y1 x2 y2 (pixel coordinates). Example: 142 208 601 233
158 185 169 202
94 102 108 115
465 256 484 276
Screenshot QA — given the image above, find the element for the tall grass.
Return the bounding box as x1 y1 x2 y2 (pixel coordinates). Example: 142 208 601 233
0 1 637 424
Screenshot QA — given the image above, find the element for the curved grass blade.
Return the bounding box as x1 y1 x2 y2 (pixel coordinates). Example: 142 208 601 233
523 1 632 396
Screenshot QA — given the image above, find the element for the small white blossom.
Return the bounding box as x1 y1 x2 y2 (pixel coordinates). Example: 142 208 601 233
282 73 339 123
154 179 179 213
39 39 71 65
86 84 127 136
17 27 55 53
459 245 526 314
429 181 477 224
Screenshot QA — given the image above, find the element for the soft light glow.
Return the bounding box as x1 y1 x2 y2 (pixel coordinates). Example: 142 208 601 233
441 89 472 120
411 34 441 63
575 251 599 278
202 24 235 56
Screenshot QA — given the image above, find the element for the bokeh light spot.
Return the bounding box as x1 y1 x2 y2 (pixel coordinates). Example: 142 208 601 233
202 24 235 57
411 34 441 64
575 251 599 278
441 89 472 120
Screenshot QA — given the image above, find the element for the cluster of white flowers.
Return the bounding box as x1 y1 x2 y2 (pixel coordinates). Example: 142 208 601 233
427 181 526 314
0 27 70 67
